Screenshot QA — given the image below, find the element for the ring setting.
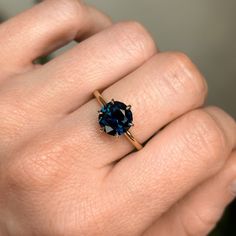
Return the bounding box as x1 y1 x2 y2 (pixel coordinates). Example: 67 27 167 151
94 90 143 150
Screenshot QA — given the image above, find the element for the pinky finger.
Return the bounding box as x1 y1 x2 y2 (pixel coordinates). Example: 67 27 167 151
144 150 236 236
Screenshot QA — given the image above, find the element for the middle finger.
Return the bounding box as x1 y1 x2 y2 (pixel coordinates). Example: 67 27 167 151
12 21 157 115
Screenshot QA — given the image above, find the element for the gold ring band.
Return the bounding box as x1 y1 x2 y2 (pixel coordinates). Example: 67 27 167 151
93 90 143 151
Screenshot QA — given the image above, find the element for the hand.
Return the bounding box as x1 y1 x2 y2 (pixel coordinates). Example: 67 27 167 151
0 1 235 235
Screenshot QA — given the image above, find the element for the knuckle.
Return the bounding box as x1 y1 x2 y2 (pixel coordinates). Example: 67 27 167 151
56 0 84 10
113 21 157 59
180 205 218 236
51 0 86 25
183 109 227 166
162 52 207 100
206 106 236 148
6 143 70 190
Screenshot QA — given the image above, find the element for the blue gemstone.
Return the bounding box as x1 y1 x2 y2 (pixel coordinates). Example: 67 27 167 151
98 101 133 136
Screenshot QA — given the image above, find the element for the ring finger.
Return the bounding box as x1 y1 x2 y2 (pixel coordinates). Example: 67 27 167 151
11 51 208 175
69 51 207 165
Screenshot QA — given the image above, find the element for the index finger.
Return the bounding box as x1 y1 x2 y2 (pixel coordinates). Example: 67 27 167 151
0 0 111 74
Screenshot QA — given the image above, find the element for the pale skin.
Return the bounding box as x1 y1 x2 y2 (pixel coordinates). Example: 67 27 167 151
0 1 236 235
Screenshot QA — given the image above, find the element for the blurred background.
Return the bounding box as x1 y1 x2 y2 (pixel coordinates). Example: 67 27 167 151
0 0 235 235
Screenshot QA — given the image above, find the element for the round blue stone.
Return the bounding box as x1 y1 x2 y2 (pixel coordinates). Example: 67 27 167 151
98 101 133 136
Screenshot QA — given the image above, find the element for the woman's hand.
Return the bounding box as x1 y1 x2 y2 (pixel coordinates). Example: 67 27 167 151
0 1 235 235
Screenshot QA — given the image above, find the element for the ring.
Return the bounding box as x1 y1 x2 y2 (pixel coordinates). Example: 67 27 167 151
93 90 143 150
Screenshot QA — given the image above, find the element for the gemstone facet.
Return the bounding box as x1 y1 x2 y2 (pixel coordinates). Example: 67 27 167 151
98 100 133 136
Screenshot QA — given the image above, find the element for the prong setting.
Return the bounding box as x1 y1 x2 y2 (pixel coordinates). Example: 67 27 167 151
126 105 131 110
93 90 143 150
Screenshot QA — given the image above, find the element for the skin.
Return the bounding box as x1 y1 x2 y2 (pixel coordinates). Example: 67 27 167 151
0 0 235 235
